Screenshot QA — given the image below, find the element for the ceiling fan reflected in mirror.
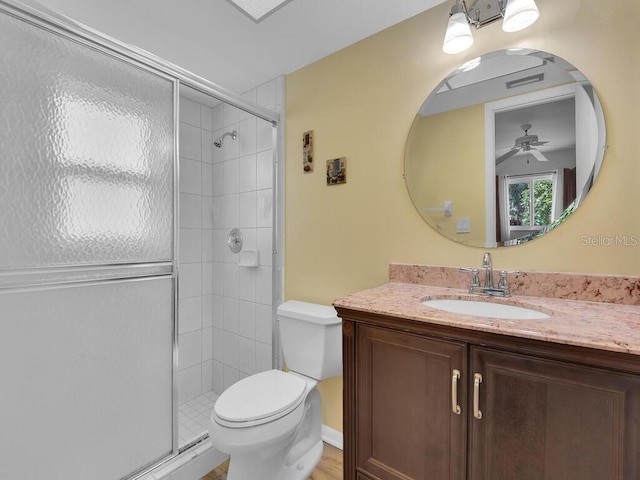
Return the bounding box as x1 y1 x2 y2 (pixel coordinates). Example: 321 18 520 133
496 123 549 165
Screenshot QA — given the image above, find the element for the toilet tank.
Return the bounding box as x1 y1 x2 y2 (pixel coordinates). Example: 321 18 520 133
277 300 342 380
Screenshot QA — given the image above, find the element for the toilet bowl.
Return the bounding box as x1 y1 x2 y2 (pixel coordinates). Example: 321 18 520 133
209 301 341 480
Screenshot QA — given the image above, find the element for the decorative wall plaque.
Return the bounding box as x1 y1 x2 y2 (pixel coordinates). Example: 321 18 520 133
303 130 313 173
326 157 347 185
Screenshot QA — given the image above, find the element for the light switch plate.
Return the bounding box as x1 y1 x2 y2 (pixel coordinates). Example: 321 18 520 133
456 218 471 233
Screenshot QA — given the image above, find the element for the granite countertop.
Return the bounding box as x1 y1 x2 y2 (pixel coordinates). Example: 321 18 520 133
333 282 640 356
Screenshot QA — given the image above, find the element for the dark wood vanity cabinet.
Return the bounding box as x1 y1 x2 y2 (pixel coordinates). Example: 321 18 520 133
341 313 640 480
469 347 640 480
355 325 467 480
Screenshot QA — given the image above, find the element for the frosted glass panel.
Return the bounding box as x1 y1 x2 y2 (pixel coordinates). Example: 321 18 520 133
0 13 174 269
0 277 174 480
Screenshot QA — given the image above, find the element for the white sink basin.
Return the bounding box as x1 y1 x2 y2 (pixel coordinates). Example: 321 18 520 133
422 298 550 320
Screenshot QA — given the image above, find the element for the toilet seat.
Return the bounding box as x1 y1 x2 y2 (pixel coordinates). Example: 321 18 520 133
213 370 307 428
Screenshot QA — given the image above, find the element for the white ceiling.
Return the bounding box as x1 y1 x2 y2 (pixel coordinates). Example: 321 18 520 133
34 0 447 94
418 50 578 162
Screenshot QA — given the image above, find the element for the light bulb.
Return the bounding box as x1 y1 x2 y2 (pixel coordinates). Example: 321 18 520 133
502 0 540 32
442 12 474 54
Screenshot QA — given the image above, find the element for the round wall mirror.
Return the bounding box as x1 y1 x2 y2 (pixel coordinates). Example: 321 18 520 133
405 49 606 248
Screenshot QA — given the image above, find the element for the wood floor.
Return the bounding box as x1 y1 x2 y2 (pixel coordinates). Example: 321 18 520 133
200 442 343 480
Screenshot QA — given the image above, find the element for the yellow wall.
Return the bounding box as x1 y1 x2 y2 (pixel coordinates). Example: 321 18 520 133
406 104 486 245
285 0 640 433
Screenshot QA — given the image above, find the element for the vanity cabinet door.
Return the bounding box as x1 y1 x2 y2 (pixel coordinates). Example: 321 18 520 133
356 325 467 480
469 347 640 480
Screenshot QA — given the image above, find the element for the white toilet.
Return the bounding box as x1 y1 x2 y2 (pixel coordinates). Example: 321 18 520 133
208 300 342 480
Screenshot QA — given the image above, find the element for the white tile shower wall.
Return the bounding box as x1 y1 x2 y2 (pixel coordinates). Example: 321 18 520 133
178 77 283 402
178 97 214 405
210 77 283 393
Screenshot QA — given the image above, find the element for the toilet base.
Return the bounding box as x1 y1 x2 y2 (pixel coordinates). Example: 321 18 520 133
284 439 323 480
226 439 323 480
224 387 323 480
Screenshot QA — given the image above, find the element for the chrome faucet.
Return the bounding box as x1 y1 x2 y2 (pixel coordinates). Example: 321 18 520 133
482 252 494 289
460 252 519 297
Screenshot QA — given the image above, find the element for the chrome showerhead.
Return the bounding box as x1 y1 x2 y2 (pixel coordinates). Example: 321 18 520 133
214 130 237 148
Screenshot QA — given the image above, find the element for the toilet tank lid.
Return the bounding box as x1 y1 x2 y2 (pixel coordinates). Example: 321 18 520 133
277 300 340 325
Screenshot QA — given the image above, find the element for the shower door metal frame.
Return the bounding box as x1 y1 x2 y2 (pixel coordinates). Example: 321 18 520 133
0 0 282 478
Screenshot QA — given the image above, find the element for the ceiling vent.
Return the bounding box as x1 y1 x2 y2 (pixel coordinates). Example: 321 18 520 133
506 73 544 89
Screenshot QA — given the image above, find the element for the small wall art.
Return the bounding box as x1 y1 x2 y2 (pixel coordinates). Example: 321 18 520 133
302 130 313 173
326 157 347 186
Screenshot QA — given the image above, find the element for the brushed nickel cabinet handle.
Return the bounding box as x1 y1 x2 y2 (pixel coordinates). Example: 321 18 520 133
451 369 461 415
473 373 483 419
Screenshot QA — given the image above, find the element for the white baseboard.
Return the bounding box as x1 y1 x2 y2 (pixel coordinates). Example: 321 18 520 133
321 424 343 450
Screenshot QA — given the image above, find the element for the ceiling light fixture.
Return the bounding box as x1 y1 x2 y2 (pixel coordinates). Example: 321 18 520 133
442 0 540 54
226 0 294 23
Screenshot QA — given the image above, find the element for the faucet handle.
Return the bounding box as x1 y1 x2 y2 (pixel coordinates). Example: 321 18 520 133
460 267 480 288
497 270 521 289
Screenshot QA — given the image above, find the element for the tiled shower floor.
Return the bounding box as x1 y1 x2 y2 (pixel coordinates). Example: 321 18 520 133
179 390 218 448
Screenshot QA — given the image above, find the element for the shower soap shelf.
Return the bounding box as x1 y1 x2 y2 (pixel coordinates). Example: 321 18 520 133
239 249 259 267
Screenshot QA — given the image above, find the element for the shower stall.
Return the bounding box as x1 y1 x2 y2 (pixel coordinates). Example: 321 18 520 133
0 1 283 479
175 85 283 452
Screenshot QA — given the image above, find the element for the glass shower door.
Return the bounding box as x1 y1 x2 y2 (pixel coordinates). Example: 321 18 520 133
0 4 177 479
